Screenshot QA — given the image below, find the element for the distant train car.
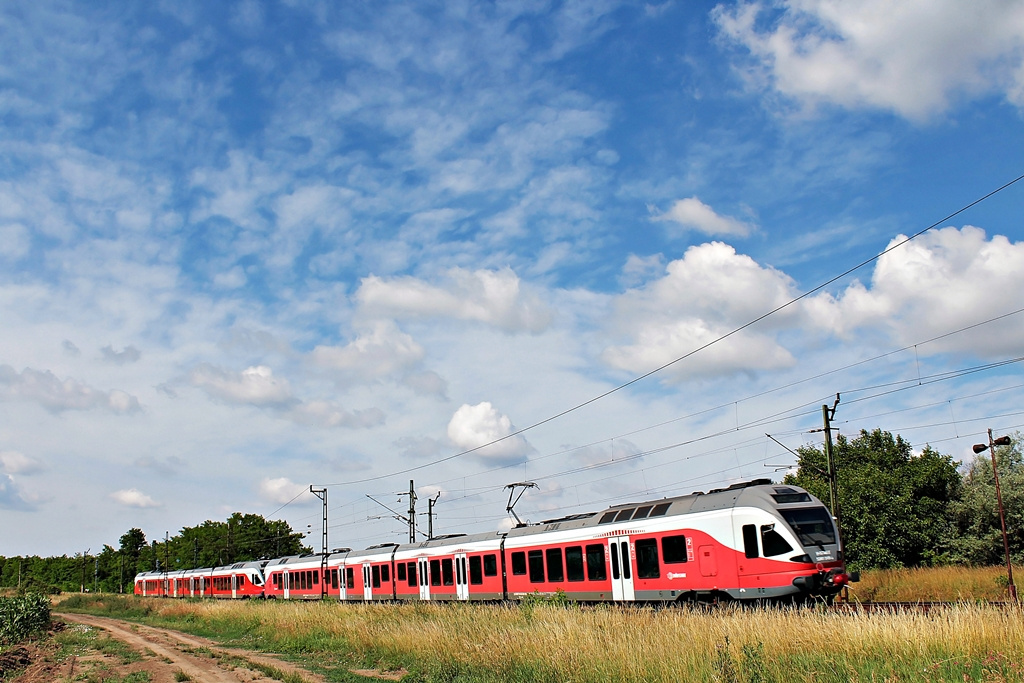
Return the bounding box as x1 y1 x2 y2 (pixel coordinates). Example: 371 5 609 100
134 480 852 604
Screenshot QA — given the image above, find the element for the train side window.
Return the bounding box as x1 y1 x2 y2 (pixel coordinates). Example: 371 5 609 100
381 565 390 583
528 550 545 583
565 546 584 582
397 563 407 581
614 508 635 522
632 506 653 520
636 539 660 579
511 551 527 575
483 554 497 577
469 556 483 585
313 571 318 585
546 548 564 582
430 560 442 586
761 525 794 557
585 544 607 581
407 563 417 587
650 502 671 517
742 524 759 558
442 558 454 586
332 569 339 589
372 565 381 588
346 567 355 589
598 511 617 524
662 535 688 563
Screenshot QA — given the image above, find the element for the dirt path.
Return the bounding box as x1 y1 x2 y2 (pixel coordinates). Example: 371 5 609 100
52 612 327 683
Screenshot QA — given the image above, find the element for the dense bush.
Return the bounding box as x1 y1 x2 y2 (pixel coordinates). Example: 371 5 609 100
0 593 51 645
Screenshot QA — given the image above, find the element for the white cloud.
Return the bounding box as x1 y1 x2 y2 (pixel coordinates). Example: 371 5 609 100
357 267 552 333
110 488 160 508
287 401 386 429
602 242 799 379
0 474 36 511
0 223 31 260
807 226 1024 355
101 344 141 365
0 451 45 475
447 402 533 465
188 364 293 406
652 197 756 237
0 365 142 414
310 321 425 380
259 477 313 505
714 0 1024 120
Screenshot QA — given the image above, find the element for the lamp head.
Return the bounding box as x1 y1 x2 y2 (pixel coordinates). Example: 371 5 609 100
973 444 989 454
993 436 1012 447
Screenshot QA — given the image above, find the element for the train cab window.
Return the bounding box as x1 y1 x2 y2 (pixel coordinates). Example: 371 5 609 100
408 563 417 587
632 506 653 520
511 551 527 575
397 563 407 581
381 565 390 583
528 550 545 583
430 560 442 586
636 539 660 579
442 558 454 586
565 546 584 582
372 565 381 588
662 535 688 563
546 548 564 582
598 511 617 524
346 567 355 589
483 554 497 577
469 556 483 585
585 544 607 581
614 508 635 522
650 502 671 517
743 524 759 558
761 525 793 557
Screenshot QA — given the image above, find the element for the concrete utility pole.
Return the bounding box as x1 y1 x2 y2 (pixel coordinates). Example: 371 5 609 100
406 480 418 544
81 549 90 593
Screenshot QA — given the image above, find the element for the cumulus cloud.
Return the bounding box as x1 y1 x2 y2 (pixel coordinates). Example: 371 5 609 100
807 226 1024 355
0 365 142 414
446 402 533 465
310 321 425 380
0 451 45 475
101 344 141 365
259 477 313 505
652 197 755 237
110 488 160 508
189 364 293 406
357 267 552 333
0 474 36 511
602 242 799 379
714 0 1024 120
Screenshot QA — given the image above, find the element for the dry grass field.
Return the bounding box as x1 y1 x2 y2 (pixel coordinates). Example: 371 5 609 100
55 585 1024 682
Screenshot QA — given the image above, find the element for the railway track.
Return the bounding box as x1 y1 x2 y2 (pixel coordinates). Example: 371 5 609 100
832 600 1016 613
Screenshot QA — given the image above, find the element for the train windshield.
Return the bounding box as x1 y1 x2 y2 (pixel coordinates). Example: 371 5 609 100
780 507 836 547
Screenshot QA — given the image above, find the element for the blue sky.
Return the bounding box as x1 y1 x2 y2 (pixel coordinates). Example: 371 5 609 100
3 0 1024 557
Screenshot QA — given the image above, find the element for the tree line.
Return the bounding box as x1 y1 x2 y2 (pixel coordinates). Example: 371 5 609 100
786 428 1023 570
0 512 310 594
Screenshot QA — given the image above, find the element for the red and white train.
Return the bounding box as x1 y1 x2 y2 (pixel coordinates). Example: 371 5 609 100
134 480 855 604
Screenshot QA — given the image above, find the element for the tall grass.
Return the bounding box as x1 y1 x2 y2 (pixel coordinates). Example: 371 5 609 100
59 595 1024 682
851 565 1017 602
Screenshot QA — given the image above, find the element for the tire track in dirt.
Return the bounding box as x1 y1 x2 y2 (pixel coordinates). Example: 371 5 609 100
57 612 325 682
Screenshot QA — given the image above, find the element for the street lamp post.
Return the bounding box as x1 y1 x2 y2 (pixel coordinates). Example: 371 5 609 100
973 429 1016 602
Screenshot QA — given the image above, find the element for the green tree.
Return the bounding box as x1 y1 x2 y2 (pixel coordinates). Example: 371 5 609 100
948 433 1024 565
785 428 961 570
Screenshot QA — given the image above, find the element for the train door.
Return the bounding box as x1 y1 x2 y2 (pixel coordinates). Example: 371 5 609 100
418 558 430 600
336 565 347 601
231 574 238 599
455 553 469 600
283 570 290 599
363 563 373 601
608 536 635 601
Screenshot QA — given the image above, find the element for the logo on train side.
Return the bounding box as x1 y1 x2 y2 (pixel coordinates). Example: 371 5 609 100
667 572 687 580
